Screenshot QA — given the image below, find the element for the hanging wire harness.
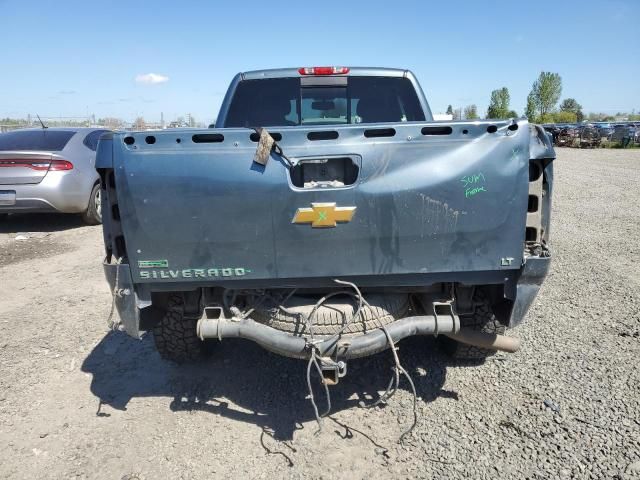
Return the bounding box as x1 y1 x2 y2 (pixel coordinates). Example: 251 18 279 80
298 279 419 442
195 280 517 442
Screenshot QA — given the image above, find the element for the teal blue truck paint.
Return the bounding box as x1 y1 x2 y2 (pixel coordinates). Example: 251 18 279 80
96 67 554 352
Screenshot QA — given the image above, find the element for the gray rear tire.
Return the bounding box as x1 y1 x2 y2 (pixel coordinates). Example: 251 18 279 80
81 184 102 225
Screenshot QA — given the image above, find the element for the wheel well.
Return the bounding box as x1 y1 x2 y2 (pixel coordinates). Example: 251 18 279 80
476 284 513 326
142 290 203 330
82 181 101 212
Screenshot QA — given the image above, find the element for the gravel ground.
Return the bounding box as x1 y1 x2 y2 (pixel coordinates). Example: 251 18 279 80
0 148 639 479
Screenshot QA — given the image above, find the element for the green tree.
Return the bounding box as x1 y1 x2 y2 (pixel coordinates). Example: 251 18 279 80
553 111 577 123
463 104 478 120
525 92 537 122
559 98 583 122
559 98 580 113
587 112 616 122
486 87 511 119
446 105 453 116
530 72 562 118
538 113 555 124
507 110 518 118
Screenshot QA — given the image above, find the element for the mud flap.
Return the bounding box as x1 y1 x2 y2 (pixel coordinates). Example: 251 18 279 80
508 256 551 327
103 259 142 338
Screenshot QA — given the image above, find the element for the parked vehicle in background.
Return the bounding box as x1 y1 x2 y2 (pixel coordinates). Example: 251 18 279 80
622 125 640 147
594 123 615 139
0 127 110 223
556 126 580 147
611 124 639 145
542 124 561 144
579 124 601 148
611 125 626 143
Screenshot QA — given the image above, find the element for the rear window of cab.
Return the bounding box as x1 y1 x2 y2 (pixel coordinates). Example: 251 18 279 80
225 76 425 127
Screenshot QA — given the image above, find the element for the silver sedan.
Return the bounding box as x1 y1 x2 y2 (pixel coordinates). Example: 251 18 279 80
0 127 110 224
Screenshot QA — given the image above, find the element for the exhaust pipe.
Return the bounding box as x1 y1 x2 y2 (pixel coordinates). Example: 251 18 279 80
197 314 459 360
196 297 519 358
444 330 521 353
413 293 521 354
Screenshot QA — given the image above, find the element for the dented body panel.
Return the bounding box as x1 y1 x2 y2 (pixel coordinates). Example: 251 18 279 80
97 68 555 339
108 120 530 284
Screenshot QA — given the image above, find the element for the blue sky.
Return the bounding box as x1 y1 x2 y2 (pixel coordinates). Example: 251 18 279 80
1 0 638 124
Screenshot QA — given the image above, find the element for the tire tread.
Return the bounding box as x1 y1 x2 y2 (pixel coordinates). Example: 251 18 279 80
152 295 206 363
251 293 410 336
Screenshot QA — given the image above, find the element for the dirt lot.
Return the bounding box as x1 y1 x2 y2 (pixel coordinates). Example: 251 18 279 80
0 148 639 480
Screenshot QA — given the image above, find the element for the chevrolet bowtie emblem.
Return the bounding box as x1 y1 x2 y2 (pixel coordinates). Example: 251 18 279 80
292 202 356 228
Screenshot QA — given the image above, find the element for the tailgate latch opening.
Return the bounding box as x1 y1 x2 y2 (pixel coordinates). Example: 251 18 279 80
290 156 359 189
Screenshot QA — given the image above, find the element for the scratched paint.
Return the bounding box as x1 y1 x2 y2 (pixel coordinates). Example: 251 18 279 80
461 172 487 199
419 194 461 237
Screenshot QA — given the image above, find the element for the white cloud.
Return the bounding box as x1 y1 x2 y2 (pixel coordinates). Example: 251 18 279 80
135 73 169 85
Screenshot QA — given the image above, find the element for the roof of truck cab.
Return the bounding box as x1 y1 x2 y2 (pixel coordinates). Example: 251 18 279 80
241 67 409 80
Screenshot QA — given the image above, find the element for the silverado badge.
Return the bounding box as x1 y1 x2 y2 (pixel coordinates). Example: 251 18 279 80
292 202 356 228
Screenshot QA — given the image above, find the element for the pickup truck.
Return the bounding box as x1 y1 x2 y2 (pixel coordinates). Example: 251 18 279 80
97 67 554 382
